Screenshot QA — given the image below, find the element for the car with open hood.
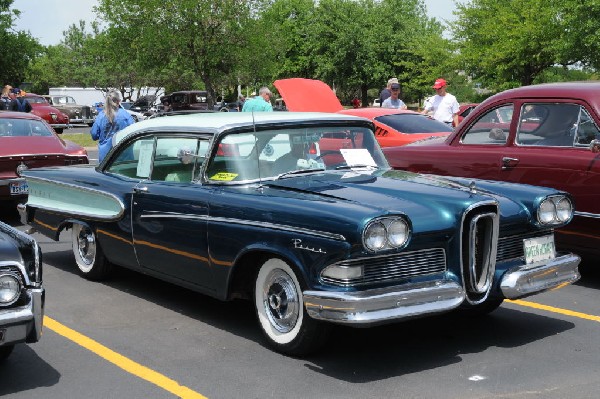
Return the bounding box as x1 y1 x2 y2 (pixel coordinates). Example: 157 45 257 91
273 78 453 147
18 112 580 356
384 81 600 262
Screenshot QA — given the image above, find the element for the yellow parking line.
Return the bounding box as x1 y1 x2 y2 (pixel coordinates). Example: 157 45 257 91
507 300 600 322
44 316 208 399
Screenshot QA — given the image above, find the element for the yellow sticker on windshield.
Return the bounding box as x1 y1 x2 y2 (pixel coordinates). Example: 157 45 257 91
210 172 238 181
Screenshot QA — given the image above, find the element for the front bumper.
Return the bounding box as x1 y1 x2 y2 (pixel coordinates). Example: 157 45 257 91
0 287 45 346
303 252 580 326
69 118 94 124
50 123 70 129
500 252 580 299
303 280 465 326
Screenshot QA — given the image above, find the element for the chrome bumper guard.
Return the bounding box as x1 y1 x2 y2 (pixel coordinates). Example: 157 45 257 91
303 280 465 326
0 288 45 345
500 253 580 299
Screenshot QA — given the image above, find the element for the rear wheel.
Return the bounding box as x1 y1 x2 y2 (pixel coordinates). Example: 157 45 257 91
0 345 15 361
254 258 329 356
72 224 112 280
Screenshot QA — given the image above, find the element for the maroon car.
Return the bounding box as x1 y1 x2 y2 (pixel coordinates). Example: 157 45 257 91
0 111 88 206
24 93 70 133
384 82 600 260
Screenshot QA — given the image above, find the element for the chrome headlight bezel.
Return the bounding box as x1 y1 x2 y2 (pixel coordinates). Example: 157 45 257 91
0 273 22 306
537 195 573 225
363 216 411 252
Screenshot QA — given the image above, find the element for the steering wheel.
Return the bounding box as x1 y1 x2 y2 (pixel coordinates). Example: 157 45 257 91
315 150 346 169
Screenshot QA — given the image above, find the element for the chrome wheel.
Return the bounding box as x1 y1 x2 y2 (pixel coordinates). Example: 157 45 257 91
71 223 112 280
263 268 300 334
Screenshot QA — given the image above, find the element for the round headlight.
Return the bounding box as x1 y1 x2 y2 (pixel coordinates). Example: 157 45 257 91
538 199 556 224
0 274 21 304
387 219 409 247
364 221 386 251
555 197 573 222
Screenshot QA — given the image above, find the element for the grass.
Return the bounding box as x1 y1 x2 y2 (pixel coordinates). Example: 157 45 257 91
61 132 96 147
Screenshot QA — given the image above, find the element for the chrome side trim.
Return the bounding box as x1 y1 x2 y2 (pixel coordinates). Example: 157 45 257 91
500 253 580 299
139 211 347 241
574 211 600 219
303 280 465 325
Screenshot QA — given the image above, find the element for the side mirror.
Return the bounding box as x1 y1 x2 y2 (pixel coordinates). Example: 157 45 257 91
590 139 600 153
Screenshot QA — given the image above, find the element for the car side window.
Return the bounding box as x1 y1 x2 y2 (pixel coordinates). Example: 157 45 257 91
574 107 600 146
516 103 580 147
460 104 513 145
106 138 154 178
152 137 210 183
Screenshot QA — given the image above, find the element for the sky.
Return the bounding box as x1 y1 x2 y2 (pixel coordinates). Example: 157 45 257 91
12 0 458 46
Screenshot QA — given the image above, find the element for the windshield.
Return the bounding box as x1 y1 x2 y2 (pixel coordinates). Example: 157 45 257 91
205 126 389 183
375 113 453 133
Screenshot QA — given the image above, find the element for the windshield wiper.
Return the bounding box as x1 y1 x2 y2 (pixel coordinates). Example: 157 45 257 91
334 164 378 170
276 168 326 179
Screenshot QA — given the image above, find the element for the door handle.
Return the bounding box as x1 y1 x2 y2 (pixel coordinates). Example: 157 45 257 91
134 186 148 193
502 157 519 169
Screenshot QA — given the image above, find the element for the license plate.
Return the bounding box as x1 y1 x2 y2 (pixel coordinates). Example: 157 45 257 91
523 234 555 264
9 181 28 195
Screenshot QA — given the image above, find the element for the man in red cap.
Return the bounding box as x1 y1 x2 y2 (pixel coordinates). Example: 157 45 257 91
422 78 459 127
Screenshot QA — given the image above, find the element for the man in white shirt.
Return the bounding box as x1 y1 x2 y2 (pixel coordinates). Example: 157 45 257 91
422 78 459 127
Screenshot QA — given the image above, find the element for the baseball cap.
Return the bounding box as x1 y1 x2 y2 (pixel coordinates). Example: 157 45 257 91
432 78 447 89
390 83 400 90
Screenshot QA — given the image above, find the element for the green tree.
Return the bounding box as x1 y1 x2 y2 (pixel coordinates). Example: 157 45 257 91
97 0 265 106
452 0 573 91
0 0 41 87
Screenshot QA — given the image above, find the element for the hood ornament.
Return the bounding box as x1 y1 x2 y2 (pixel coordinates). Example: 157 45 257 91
469 181 477 194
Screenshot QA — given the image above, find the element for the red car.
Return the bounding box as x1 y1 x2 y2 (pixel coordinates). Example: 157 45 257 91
384 82 600 260
274 78 453 147
0 111 88 206
24 93 70 133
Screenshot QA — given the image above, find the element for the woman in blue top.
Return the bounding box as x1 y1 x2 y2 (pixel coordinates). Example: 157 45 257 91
91 90 134 162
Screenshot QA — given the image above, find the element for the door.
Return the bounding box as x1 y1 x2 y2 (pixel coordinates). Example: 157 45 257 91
130 135 215 289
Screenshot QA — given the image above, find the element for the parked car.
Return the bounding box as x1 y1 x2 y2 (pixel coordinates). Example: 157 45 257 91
18 112 580 355
0 111 88 206
384 81 600 261
273 78 453 147
0 220 44 361
169 90 209 111
23 94 70 133
42 94 94 126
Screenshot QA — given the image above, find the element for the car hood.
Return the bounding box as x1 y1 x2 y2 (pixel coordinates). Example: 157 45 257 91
262 169 527 225
274 78 344 113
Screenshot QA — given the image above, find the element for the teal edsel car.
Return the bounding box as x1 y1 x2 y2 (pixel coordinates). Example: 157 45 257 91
0 221 44 361
17 112 580 356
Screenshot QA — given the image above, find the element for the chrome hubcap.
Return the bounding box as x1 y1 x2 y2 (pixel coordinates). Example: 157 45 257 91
77 228 96 265
263 269 299 333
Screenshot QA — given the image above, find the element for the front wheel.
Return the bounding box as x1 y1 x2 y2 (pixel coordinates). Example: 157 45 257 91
72 224 113 280
254 258 329 356
0 345 14 361
459 297 504 316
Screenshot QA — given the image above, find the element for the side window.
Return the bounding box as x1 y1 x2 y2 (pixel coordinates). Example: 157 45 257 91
106 137 154 178
206 133 259 182
516 103 579 147
152 137 210 183
574 107 600 146
460 104 513 145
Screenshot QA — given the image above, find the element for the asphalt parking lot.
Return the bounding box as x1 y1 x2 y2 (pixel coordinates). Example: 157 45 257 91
1 205 599 399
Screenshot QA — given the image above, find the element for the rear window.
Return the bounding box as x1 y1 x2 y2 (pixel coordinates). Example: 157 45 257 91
0 118 54 137
375 114 453 134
